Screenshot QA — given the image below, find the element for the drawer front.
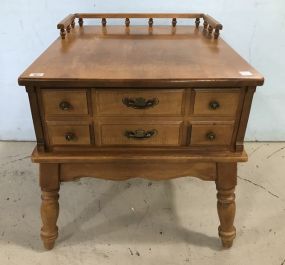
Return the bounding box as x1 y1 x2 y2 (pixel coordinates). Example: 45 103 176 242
99 123 182 146
190 124 234 146
95 89 184 115
42 90 88 116
47 125 91 145
193 89 240 116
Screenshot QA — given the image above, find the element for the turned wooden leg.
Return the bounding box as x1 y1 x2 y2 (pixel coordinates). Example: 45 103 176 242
39 163 60 250
216 162 237 248
41 190 59 250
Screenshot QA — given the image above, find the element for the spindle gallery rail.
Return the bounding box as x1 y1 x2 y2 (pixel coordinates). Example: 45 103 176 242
57 13 223 40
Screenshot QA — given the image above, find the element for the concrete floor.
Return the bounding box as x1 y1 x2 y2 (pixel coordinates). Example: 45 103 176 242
0 142 284 265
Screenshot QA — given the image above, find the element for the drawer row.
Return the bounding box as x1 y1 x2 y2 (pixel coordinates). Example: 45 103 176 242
42 89 241 117
46 122 235 147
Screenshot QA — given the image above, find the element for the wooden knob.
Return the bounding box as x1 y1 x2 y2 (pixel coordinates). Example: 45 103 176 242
65 132 76 142
206 132 216 141
59 101 72 111
209 101 220 110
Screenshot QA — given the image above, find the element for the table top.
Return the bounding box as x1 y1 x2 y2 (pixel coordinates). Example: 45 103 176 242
18 26 264 87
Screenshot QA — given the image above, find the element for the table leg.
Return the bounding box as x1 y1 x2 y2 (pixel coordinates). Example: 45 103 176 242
39 163 60 250
216 162 237 248
40 190 59 250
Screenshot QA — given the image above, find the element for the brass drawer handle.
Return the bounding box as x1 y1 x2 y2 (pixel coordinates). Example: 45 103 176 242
65 132 76 141
209 101 220 110
206 132 216 141
122 97 159 109
59 101 73 111
125 129 157 140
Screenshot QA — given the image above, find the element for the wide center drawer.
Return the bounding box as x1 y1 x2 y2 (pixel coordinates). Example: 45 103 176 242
98 122 182 146
94 89 184 116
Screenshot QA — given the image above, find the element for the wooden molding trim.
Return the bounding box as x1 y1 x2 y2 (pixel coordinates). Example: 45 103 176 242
31 148 248 164
26 86 46 152
235 87 256 151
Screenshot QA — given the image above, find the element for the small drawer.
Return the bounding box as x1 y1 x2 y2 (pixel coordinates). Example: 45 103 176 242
99 123 182 146
190 124 234 146
47 125 91 145
42 90 88 116
95 89 184 115
193 89 240 116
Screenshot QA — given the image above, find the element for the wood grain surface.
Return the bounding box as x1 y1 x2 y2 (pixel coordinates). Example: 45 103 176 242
18 26 264 87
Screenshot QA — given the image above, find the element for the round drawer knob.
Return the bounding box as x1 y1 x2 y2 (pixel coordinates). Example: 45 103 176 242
59 101 72 111
65 132 76 141
209 101 220 110
206 132 216 141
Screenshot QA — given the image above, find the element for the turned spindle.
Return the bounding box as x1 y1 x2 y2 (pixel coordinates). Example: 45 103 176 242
60 28 66 39
149 18 153 27
172 18 177 27
216 163 237 248
41 190 59 250
217 188 236 248
195 18 200 28
203 20 208 30
71 20 75 28
39 163 60 250
125 18 130 27
78 18 83 27
208 25 213 35
102 18 107 27
214 28 220 39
